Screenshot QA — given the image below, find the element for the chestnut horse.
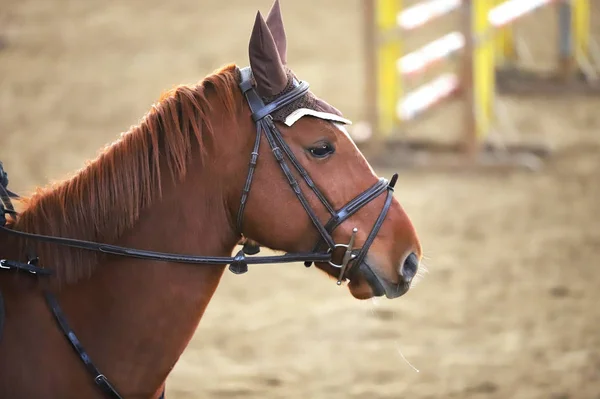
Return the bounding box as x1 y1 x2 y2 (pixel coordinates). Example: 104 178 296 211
0 2 421 398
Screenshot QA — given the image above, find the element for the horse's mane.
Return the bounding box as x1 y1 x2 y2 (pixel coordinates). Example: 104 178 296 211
9 64 241 284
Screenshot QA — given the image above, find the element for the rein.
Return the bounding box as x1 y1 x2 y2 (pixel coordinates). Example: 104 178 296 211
0 224 332 271
0 66 398 398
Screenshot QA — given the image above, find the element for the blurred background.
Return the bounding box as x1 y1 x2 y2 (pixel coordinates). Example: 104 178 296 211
1 0 600 398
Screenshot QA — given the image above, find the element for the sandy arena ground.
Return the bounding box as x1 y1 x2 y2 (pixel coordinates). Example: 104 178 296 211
1 0 600 398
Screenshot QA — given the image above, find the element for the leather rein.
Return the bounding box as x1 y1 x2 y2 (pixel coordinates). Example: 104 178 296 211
0 67 398 398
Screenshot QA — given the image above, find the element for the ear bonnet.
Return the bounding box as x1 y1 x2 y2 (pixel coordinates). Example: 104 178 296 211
247 0 352 127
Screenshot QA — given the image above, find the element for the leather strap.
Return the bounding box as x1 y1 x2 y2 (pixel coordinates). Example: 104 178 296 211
236 67 337 247
345 175 398 280
267 117 336 216
0 224 331 267
303 178 389 268
259 117 337 249
0 259 53 276
238 67 309 122
323 178 389 232
235 66 399 280
0 290 4 343
44 291 123 399
351 187 394 269
236 121 262 232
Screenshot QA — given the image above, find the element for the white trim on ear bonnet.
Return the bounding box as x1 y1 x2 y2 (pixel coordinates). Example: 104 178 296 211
283 108 353 127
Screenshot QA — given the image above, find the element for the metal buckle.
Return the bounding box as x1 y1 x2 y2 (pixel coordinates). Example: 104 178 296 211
327 227 358 285
27 257 39 274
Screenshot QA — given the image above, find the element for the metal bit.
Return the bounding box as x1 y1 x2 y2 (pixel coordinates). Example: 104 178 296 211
337 227 358 285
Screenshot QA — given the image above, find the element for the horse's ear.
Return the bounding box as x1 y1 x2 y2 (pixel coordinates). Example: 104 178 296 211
249 11 288 97
266 0 287 65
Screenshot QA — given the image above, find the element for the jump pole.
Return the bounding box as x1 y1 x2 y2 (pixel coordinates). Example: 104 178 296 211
360 0 554 169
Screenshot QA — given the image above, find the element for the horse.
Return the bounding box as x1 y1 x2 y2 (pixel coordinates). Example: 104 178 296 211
0 1 422 397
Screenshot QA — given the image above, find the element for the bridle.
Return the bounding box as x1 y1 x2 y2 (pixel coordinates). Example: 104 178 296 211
0 66 397 398
235 66 397 283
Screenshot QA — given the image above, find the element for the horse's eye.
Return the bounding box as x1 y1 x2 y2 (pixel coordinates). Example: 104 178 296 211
308 142 335 159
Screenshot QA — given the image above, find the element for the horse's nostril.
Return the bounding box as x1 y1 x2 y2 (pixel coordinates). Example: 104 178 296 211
400 252 419 282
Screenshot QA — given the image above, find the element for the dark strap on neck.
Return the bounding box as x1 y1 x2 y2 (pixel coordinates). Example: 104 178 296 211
0 290 4 343
0 259 53 276
44 292 124 399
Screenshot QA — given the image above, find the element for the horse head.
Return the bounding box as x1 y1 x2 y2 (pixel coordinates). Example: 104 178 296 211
229 1 422 300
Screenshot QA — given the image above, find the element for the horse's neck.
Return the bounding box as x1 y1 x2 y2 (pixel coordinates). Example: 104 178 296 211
46 176 234 394
1 81 253 395
55 155 240 395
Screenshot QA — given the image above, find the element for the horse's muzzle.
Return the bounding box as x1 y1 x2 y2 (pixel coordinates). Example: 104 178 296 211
358 253 418 299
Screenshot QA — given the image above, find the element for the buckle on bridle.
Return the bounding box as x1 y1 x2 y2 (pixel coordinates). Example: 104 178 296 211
327 227 358 285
